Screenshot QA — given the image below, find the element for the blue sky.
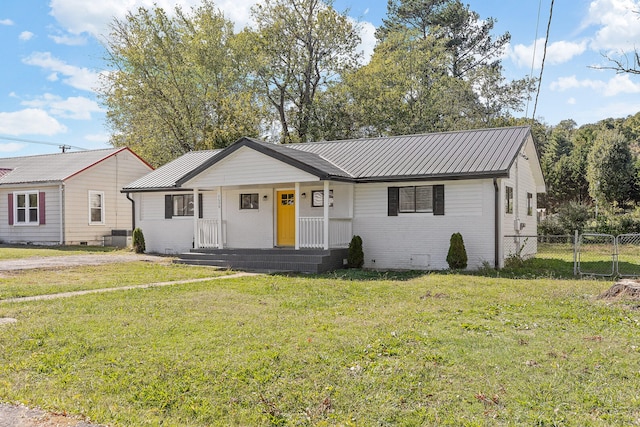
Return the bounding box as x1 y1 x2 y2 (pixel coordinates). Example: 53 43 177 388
1 0 640 157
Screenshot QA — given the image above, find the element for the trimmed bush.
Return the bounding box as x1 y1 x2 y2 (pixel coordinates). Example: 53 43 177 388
347 235 364 269
132 227 146 254
446 232 468 270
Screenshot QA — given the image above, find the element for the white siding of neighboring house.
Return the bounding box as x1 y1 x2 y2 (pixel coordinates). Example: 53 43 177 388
0 185 62 245
64 150 153 245
353 179 496 270
185 146 320 188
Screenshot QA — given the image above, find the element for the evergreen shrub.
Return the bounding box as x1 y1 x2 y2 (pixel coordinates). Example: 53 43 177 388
347 235 364 268
132 227 146 254
446 232 468 270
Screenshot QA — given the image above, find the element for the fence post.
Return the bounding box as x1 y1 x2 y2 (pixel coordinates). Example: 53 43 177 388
573 229 578 276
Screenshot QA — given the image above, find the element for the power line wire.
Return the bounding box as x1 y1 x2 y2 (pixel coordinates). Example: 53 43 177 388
525 0 544 118
532 0 554 123
0 135 88 152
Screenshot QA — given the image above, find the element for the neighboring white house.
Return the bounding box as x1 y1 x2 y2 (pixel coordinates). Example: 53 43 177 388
123 126 545 270
0 148 153 246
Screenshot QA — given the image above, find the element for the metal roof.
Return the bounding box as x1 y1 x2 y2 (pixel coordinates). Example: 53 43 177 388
291 126 532 180
0 148 131 185
123 149 223 191
123 126 535 191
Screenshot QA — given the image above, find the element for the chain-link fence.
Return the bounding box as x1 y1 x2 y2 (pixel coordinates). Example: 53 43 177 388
528 233 640 277
615 234 640 277
503 235 538 260
577 233 616 277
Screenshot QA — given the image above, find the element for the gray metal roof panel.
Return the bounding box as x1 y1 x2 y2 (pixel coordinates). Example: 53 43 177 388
123 149 222 190
0 148 126 185
291 126 531 179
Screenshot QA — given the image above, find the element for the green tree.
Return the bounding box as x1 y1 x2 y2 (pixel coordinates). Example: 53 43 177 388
353 0 534 135
587 129 637 208
248 0 361 143
99 2 263 166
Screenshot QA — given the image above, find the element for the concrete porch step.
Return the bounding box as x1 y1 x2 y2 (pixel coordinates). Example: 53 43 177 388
175 248 348 273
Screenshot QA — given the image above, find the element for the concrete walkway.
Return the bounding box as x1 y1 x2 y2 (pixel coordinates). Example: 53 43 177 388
0 272 258 304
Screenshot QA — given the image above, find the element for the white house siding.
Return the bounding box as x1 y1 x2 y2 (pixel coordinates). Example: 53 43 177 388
185 146 319 189
298 183 352 219
222 187 274 248
135 190 217 254
0 185 62 244
500 138 540 262
64 150 153 245
353 180 495 270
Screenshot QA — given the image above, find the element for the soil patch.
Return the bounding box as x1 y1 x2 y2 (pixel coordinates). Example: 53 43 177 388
598 279 640 299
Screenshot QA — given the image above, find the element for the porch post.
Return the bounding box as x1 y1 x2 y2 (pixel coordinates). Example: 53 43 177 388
295 182 300 250
323 180 330 250
217 186 223 249
193 188 200 249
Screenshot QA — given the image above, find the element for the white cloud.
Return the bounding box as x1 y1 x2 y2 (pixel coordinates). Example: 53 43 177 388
0 143 27 153
510 38 588 69
84 133 110 143
21 94 103 120
19 31 34 41
49 34 87 46
550 73 640 96
0 19 14 26
22 52 102 92
352 19 376 65
0 109 67 136
49 0 219 36
586 0 640 51
568 97 577 105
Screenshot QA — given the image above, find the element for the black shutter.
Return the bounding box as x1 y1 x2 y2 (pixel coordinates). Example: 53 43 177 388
165 195 173 219
433 185 444 215
388 187 399 216
198 193 203 219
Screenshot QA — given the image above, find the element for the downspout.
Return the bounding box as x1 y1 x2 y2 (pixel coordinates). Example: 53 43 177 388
493 178 499 269
126 192 135 231
59 183 65 245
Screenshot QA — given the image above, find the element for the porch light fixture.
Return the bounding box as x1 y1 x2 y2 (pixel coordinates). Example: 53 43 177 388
301 192 307 199
263 194 268 200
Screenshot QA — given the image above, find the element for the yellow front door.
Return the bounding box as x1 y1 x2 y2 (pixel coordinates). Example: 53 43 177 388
277 190 295 246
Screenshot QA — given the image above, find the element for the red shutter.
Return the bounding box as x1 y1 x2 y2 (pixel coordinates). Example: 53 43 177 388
7 193 13 225
39 192 46 225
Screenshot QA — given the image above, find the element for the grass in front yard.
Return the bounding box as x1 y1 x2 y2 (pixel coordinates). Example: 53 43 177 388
0 263 229 299
0 245 122 260
0 272 638 426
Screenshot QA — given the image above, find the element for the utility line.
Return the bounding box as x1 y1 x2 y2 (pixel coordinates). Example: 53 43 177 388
525 0 544 118
532 0 554 122
0 135 88 152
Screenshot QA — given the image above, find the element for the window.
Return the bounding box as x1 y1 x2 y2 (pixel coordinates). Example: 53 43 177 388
312 190 333 207
505 186 513 214
15 192 39 224
165 194 198 219
527 192 533 216
89 191 104 224
388 185 444 216
240 193 259 210
399 186 433 213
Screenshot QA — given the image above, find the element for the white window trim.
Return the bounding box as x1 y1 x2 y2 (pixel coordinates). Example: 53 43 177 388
89 191 105 225
14 191 39 226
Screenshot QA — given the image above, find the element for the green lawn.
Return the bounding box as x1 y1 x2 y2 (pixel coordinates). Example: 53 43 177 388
0 255 638 426
0 245 121 260
0 262 229 299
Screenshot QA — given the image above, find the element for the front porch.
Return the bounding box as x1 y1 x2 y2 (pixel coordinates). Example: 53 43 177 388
191 180 354 251
176 247 349 273
195 217 353 250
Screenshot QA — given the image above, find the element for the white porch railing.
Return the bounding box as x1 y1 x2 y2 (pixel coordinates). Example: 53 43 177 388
197 219 220 248
299 217 352 249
